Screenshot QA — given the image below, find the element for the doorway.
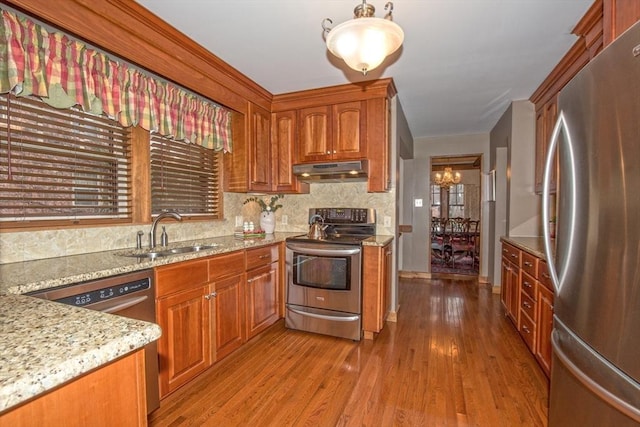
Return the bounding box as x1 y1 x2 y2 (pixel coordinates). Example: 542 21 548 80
429 155 482 275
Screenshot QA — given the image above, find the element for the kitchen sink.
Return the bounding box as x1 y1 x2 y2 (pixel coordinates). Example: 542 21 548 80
121 244 220 259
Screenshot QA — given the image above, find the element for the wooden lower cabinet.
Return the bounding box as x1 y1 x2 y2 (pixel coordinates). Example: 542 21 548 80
213 273 246 361
156 284 213 397
155 244 284 398
501 241 555 379
246 262 279 339
362 241 393 339
0 350 147 426
536 275 555 377
500 245 520 325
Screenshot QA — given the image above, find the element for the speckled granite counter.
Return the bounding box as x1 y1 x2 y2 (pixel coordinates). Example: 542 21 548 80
0 294 161 412
500 236 555 260
0 231 393 413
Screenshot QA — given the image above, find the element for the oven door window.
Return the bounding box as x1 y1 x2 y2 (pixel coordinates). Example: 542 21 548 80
292 253 351 291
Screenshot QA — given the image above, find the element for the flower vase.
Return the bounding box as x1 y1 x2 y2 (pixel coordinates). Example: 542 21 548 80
260 211 276 234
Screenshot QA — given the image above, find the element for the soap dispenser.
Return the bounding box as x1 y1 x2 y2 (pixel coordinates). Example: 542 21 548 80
160 226 168 247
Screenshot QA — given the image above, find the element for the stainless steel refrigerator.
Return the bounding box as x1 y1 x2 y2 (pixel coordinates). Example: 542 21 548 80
542 20 640 426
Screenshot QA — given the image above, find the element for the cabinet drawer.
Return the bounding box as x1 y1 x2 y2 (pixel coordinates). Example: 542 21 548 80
519 311 535 351
246 244 279 270
521 252 538 277
208 251 245 280
538 260 553 290
520 290 536 321
156 258 209 297
501 243 521 266
521 271 537 300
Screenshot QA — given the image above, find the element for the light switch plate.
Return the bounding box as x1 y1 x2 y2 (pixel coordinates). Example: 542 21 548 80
281 215 288 225
383 216 391 227
414 198 423 207
235 216 243 227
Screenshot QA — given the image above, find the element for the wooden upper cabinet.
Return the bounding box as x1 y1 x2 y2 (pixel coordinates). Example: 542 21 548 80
534 98 558 194
297 105 332 163
603 0 640 46
297 102 366 163
249 102 272 192
271 110 309 193
332 101 367 159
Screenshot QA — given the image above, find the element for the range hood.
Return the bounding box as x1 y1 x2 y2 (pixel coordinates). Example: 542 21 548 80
292 160 368 182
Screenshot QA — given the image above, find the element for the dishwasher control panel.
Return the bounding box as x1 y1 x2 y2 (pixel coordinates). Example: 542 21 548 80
54 278 150 307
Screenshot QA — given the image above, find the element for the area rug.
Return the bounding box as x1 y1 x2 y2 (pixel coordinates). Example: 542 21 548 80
431 256 478 275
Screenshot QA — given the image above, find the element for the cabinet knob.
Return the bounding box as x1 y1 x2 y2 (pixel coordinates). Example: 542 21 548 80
333 150 336 154
326 151 331 154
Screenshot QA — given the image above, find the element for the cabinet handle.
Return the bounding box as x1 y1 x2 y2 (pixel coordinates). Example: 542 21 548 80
326 150 331 154
511 253 518 259
523 301 531 309
503 248 509 253
247 271 273 283
524 261 532 267
333 150 336 154
204 292 217 300
542 273 550 279
259 254 270 259
523 281 532 288
522 325 531 334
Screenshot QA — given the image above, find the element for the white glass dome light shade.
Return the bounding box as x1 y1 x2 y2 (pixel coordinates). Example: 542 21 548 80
326 17 404 74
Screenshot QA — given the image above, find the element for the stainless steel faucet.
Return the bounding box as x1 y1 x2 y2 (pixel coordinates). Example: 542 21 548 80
149 211 182 248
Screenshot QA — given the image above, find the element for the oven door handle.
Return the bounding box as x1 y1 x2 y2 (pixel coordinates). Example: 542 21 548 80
285 243 360 256
287 306 359 322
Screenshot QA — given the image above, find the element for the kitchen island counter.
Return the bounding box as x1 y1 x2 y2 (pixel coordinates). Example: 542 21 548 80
0 294 161 413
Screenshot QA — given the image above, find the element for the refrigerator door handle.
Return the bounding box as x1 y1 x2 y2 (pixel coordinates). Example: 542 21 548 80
542 111 576 294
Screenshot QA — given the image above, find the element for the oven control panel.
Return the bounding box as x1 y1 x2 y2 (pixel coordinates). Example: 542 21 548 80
310 208 375 224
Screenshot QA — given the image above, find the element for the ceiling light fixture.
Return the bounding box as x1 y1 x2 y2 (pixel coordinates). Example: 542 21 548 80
322 1 404 75
434 167 462 189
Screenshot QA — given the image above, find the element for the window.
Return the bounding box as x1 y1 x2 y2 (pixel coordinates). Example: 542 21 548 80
0 94 131 226
150 134 221 218
448 184 465 218
430 184 441 218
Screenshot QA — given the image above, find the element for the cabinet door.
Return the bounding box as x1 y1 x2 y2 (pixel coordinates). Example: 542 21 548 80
157 285 212 397
363 242 392 337
536 284 554 377
246 262 279 339
604 0 640 46
272 110 308 193
500 257 510 310
298 105 331 163
534 98 558 194
332 101 366 160
508 263 520 325
214 273 246 361
249 102 272 192
366 97 391 192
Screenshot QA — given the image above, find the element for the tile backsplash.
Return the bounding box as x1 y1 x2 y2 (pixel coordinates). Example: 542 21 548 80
0 182 395 264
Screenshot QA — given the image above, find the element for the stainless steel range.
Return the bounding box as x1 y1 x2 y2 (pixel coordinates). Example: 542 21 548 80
285 207 375 341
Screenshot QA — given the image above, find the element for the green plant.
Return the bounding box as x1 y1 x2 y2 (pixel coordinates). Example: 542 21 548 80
244 194 284 212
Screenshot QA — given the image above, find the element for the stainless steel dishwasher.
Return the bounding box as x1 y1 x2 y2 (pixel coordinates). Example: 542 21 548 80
28 269 160 414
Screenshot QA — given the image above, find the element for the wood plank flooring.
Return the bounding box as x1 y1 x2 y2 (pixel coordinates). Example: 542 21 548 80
148 276 549 427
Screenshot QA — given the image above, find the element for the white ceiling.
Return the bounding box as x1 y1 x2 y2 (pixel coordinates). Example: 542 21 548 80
136 0 593 140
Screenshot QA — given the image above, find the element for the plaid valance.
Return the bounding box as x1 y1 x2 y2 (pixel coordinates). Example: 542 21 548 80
0 9 231 151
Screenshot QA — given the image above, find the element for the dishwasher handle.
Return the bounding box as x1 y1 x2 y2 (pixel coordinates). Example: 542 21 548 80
100 295 149 314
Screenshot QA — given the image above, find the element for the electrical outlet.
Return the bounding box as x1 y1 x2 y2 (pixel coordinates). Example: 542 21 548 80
235 215 243 227
383 216 391 227
281 215 288 225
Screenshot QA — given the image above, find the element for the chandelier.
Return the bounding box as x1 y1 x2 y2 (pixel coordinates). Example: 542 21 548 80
434 167 462 189
322 1 404 75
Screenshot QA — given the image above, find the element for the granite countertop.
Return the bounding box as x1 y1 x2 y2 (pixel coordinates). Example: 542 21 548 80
0 231 393 413
0 294 161 412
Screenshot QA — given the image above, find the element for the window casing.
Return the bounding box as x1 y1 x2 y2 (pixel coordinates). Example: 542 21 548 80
0 94 132 227
150 134 222 218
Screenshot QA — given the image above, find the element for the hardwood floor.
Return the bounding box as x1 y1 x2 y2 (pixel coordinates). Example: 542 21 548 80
148 276 549 427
